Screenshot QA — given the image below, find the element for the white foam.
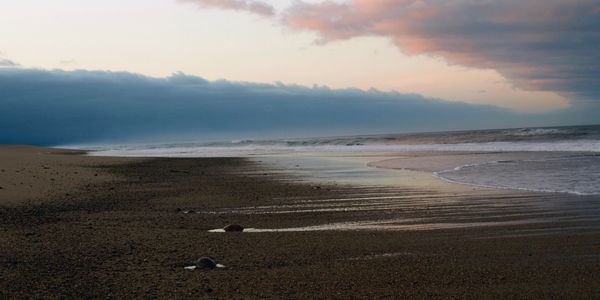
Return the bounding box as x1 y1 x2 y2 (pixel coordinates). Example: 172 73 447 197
508 128 573 136
434 156 600 195
184 264 225 270
87 140 600 157
206 218 551 233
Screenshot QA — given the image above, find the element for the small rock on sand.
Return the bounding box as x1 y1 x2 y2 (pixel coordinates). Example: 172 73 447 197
223 224 244 232
196 257 217 270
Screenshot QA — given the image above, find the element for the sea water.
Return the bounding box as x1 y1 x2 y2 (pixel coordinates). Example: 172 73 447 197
435 155 600 195
84 125 600 195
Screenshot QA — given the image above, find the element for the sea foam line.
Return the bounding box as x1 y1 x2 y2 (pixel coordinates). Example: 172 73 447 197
86 139 600 157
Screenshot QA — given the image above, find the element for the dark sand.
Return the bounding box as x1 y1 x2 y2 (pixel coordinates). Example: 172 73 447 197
1 146 599 299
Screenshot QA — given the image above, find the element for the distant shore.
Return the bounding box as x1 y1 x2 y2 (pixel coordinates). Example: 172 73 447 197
1 145 599 298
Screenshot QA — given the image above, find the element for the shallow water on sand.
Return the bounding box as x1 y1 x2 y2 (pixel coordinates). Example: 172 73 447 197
436 155 600 195
369 152 600 196
197 155 600 236
83 141 600 234
253 155 410 187
202 186 600 235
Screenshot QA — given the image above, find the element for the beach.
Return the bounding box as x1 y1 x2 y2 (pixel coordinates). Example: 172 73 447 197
1 145 599 299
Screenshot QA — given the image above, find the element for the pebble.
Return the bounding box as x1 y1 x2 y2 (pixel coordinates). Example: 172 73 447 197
184 257 226 271
196 257 217 270
223 224 244 232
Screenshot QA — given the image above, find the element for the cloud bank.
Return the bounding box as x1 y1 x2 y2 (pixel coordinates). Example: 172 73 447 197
0 59 19 67
0 67 562 146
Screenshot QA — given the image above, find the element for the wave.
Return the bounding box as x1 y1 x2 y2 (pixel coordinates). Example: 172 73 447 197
434 156 600 195
88 139 600 157
507 127 575 136
78 125 600 157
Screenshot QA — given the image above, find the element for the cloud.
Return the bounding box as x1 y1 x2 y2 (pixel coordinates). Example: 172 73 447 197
0 58 19 67
178 0 274 16
59 59 77 66
0 67 570 146
283 0 600 103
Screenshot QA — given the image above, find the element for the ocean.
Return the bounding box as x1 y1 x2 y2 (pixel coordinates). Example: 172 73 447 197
86 125 600 195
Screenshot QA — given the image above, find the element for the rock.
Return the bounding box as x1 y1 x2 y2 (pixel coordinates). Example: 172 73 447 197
223 224 244 232
195 257 217 270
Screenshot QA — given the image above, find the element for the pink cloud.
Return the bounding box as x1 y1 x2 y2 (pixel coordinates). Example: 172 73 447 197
284 0 600 102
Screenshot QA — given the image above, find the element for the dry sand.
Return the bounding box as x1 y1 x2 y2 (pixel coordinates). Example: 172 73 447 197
1 146 599 299
0 145 136 206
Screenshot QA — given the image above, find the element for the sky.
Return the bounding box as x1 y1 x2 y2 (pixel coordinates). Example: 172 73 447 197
0 0 598 145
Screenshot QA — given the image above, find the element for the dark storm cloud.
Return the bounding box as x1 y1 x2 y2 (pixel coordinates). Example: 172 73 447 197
0 67 566 146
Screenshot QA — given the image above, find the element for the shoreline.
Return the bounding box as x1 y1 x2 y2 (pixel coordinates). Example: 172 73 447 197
365 151 599 196
87 148 598 196
1 146 599 298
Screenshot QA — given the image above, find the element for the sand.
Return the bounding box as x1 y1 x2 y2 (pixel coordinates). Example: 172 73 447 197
1 146 599 299
0 145 136 206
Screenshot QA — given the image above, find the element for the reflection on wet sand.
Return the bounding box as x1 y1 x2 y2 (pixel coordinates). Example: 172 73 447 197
199 154 600 236
201 182 600 236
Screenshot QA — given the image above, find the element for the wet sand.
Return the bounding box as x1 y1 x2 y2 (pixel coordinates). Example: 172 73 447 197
1 146 599 299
